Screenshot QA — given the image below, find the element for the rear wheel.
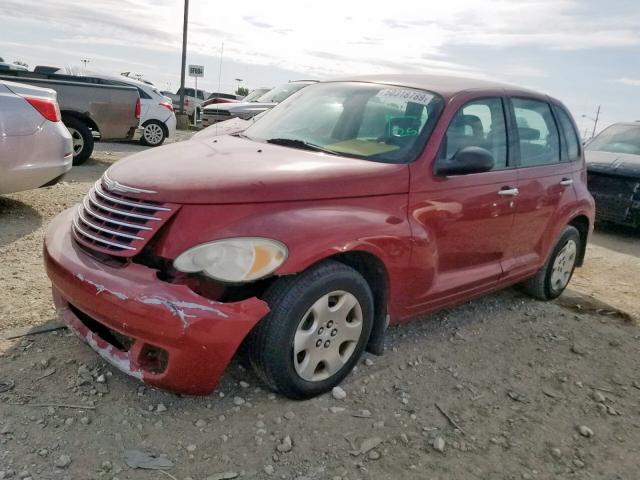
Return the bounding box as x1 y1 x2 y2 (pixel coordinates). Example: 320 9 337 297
64 117 93 165
140 120 166 146
248 261 374 399
519 225 581 300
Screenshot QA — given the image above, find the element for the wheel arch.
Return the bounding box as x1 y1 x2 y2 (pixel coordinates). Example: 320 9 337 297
61 110 99 135
567 214 590 267
297 249 390 356
142 118 169 138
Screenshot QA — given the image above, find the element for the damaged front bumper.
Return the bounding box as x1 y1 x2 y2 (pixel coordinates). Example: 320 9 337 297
44 209 270 395
587 172 640 227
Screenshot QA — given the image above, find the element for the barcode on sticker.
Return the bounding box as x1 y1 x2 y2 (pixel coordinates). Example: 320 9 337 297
376 89 433 106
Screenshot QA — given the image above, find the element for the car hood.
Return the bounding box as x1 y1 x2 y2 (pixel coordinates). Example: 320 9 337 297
585 150 640 178
106 135 409 204
204 101 276 113
191 118 251 140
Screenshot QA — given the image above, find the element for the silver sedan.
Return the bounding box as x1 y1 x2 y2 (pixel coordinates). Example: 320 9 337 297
0 80 73 194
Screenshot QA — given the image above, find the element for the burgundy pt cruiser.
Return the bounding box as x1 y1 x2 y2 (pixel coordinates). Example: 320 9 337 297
44 75 595 399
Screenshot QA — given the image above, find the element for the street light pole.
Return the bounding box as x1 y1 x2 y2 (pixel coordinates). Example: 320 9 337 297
178 0 189 116
591 105 601 139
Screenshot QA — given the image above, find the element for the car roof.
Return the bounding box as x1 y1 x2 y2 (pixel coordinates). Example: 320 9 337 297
327 74 542 99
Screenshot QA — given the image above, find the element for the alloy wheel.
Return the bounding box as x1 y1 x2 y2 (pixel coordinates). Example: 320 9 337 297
68 127 84 156
143 123 164 145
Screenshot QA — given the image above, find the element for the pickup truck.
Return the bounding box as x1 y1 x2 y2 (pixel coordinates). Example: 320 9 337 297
0 70 141 164
162 87 210 123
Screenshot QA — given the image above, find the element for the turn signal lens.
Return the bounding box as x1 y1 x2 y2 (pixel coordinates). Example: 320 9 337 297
173 238 288 283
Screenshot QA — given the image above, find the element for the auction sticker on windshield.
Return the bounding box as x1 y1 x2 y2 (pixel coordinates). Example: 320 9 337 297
376 88 433 105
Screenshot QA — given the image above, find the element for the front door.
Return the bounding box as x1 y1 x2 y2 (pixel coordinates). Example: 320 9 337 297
407 96 518 311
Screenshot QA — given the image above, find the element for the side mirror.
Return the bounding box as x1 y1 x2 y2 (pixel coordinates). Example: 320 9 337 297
435 146 495 176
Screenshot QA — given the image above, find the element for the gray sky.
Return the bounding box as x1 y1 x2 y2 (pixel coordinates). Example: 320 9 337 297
2 0 639 134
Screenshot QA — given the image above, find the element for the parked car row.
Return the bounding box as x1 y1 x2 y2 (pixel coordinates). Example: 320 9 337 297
0 69 143 164
0 80 73 194
202 80 316 127
43 74 596 399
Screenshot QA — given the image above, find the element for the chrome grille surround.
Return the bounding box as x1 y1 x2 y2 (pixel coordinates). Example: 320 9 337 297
72 179 177 257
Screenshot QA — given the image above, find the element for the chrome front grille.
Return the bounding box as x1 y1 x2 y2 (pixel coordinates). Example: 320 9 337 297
203 109 231 116
72 180 176 257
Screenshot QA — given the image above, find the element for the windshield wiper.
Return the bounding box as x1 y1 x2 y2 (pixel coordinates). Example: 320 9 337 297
266 138 338 155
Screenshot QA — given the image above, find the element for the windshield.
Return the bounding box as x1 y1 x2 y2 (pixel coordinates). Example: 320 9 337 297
257 82 312 103
587 124 640 156
243 82 444 164
243 88 269 102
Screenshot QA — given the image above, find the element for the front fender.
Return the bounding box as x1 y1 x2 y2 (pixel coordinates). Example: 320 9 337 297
154 196 413 318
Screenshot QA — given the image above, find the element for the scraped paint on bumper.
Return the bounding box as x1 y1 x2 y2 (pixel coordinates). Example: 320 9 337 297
44 208 270 395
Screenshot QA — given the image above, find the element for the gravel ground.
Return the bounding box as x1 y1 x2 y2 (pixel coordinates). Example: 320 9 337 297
1 134 639 479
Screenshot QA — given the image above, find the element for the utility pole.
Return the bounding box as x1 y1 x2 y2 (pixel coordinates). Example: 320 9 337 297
591 105 601 138
81 59 90 71
235 78 243 94
178 0 189 116
217 41 224 93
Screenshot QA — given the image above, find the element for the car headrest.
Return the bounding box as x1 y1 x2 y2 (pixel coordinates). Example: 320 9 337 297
519 127 540 141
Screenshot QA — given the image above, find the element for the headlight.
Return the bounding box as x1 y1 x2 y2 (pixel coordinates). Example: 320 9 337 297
173 237 288 283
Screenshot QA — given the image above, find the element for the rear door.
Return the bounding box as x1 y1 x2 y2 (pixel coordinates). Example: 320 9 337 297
503 95 578 279
408 95 518 309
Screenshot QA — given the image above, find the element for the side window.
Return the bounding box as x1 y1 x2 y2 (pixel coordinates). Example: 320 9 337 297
512 98 561 166
440 98 508 170
556 108 581 161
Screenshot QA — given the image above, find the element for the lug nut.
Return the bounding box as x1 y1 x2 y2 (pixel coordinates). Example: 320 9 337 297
327 321 334 328
316 339 322 348
318 327 324 335
324 340 331 348
331 329 338 337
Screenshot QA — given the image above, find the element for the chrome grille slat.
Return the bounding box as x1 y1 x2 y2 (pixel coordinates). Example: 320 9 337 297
94 182 171 212
81 197 153 231
72 217 136 251
72 175 176 258
88 190 162 221
77 207 144 240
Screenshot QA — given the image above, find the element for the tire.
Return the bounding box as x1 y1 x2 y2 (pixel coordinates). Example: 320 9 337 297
519 225 581 301
248 260 374 399
139 120 166 147
64 117 94 166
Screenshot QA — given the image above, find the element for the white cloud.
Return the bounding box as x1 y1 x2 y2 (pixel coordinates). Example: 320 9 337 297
4 0 639 82
616 77 640 87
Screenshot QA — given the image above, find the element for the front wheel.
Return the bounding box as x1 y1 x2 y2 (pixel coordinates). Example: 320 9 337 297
248 261 374 399
519 225 581 300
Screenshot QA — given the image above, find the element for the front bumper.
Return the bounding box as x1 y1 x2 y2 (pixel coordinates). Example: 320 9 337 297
44 208 270 395
588 172 640 227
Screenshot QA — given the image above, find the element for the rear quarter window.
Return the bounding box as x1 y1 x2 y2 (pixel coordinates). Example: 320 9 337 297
556 108 581 161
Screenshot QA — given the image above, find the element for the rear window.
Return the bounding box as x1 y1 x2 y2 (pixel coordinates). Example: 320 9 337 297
513 98 561 166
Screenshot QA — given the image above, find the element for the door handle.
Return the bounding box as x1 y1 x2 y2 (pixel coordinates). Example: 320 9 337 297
498 187 519 196
560 178 573 186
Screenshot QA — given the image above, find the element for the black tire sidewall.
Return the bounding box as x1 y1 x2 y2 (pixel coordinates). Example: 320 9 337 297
140 120 166 146
64 117 93 165
544 226 581 299
259 266 374 398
